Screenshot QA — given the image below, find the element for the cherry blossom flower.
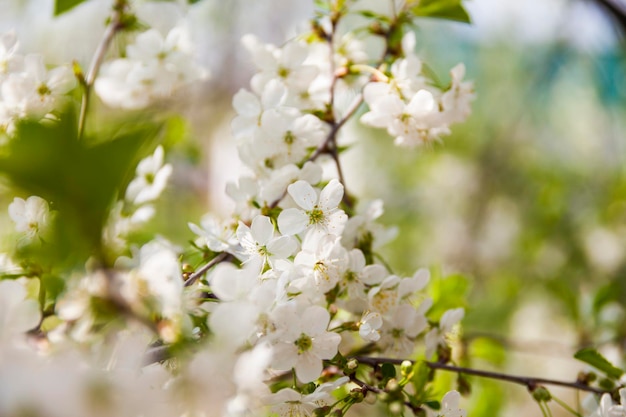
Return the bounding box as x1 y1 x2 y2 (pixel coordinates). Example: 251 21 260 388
8 195 53 242
242 35 318 96
441 63 475 124
380 304 428 357
267 377 350 417
236 215 297 268
425 307 465 358
188 214 239 253
258 161 322 205
255 110 327 169
294 233 349 295
0 280 40 341
271 304 341 382
359 311 383 342
436 390 467 417
1 54 75 121
0 31 22 79
339 249 387 301
231 80 294 141
277 179 347 236
95 26 206 109
125 146 173 205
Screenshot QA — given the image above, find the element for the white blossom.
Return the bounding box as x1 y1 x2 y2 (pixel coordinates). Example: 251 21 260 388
8 195 53 242
125 145 172 205
278 179 347 236
95 27 206 109
271 304 341 382
1 54 75 121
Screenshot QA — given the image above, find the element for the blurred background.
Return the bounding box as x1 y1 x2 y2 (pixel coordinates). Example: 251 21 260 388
2 0 626 415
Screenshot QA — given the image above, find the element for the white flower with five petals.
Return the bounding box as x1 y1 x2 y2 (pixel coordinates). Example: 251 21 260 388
277 179 347 237
271 304 341 382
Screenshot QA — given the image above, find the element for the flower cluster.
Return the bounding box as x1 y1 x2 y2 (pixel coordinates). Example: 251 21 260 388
95 26 207 109
0 1 478 417
0 31 75 133
360 33 474 148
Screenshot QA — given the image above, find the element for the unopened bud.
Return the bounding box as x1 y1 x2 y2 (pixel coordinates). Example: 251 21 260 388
346 359 358 371
531 386 551 402
313 406 331 417
388 401 403 415
350 389 364 402
385 378 400 392
400 360 413 377
577 371 596 384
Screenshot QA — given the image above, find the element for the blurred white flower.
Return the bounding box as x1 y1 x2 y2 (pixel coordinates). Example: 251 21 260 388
1 54 74 121
0 31 23 79
125 145 172 205
95 26 207 109
8 195 53 242
0 280 40 341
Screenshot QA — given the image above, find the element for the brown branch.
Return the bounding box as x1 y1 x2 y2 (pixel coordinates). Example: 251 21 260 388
352 356 611 395
183 252 231 287
78 0 128 139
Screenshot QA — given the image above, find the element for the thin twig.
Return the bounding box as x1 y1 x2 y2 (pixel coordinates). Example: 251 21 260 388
352 356 611 395
183 252 231 287
78 0 127 139
350 373 383 393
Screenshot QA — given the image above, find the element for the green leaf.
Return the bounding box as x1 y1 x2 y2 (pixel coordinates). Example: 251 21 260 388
411 0 471 24
428 271 470 321
381 363 397 379
574 348 624 380
410 361 431 395
0 111 159 267
54 0 86 16
469 337 506 366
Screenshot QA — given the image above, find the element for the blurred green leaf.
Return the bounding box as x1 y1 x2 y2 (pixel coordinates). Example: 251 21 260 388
54 0 86 15
469 337 506 366
411 0 471 23
411 361 431 396
40 274 65 310
428 272 470 321
574 348 624 380
381 362 397 379
593 283 619 316
0 112 159 267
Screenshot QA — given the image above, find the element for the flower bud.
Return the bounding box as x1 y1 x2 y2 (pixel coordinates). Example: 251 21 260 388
346 359 358 371
385 378 400 393
400 360 413 377
388 401 403 415
531 386 551 402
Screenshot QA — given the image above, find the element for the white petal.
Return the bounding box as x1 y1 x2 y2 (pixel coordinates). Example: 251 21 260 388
232 88 261 116
287 180 317 211
267 235 297 259
406 89 435 117
300 305 329 336
277 208 308 236
294 352 322 383
261 79 287 109
312 331 341 359
251 215 274 246
319 179 343 211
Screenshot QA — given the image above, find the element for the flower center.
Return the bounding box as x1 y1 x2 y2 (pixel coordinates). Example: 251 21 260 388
278 67 290 78
294 333 313 354
284 130 295 145
391 328 404 339
308 207 324 225
37 83 51 96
